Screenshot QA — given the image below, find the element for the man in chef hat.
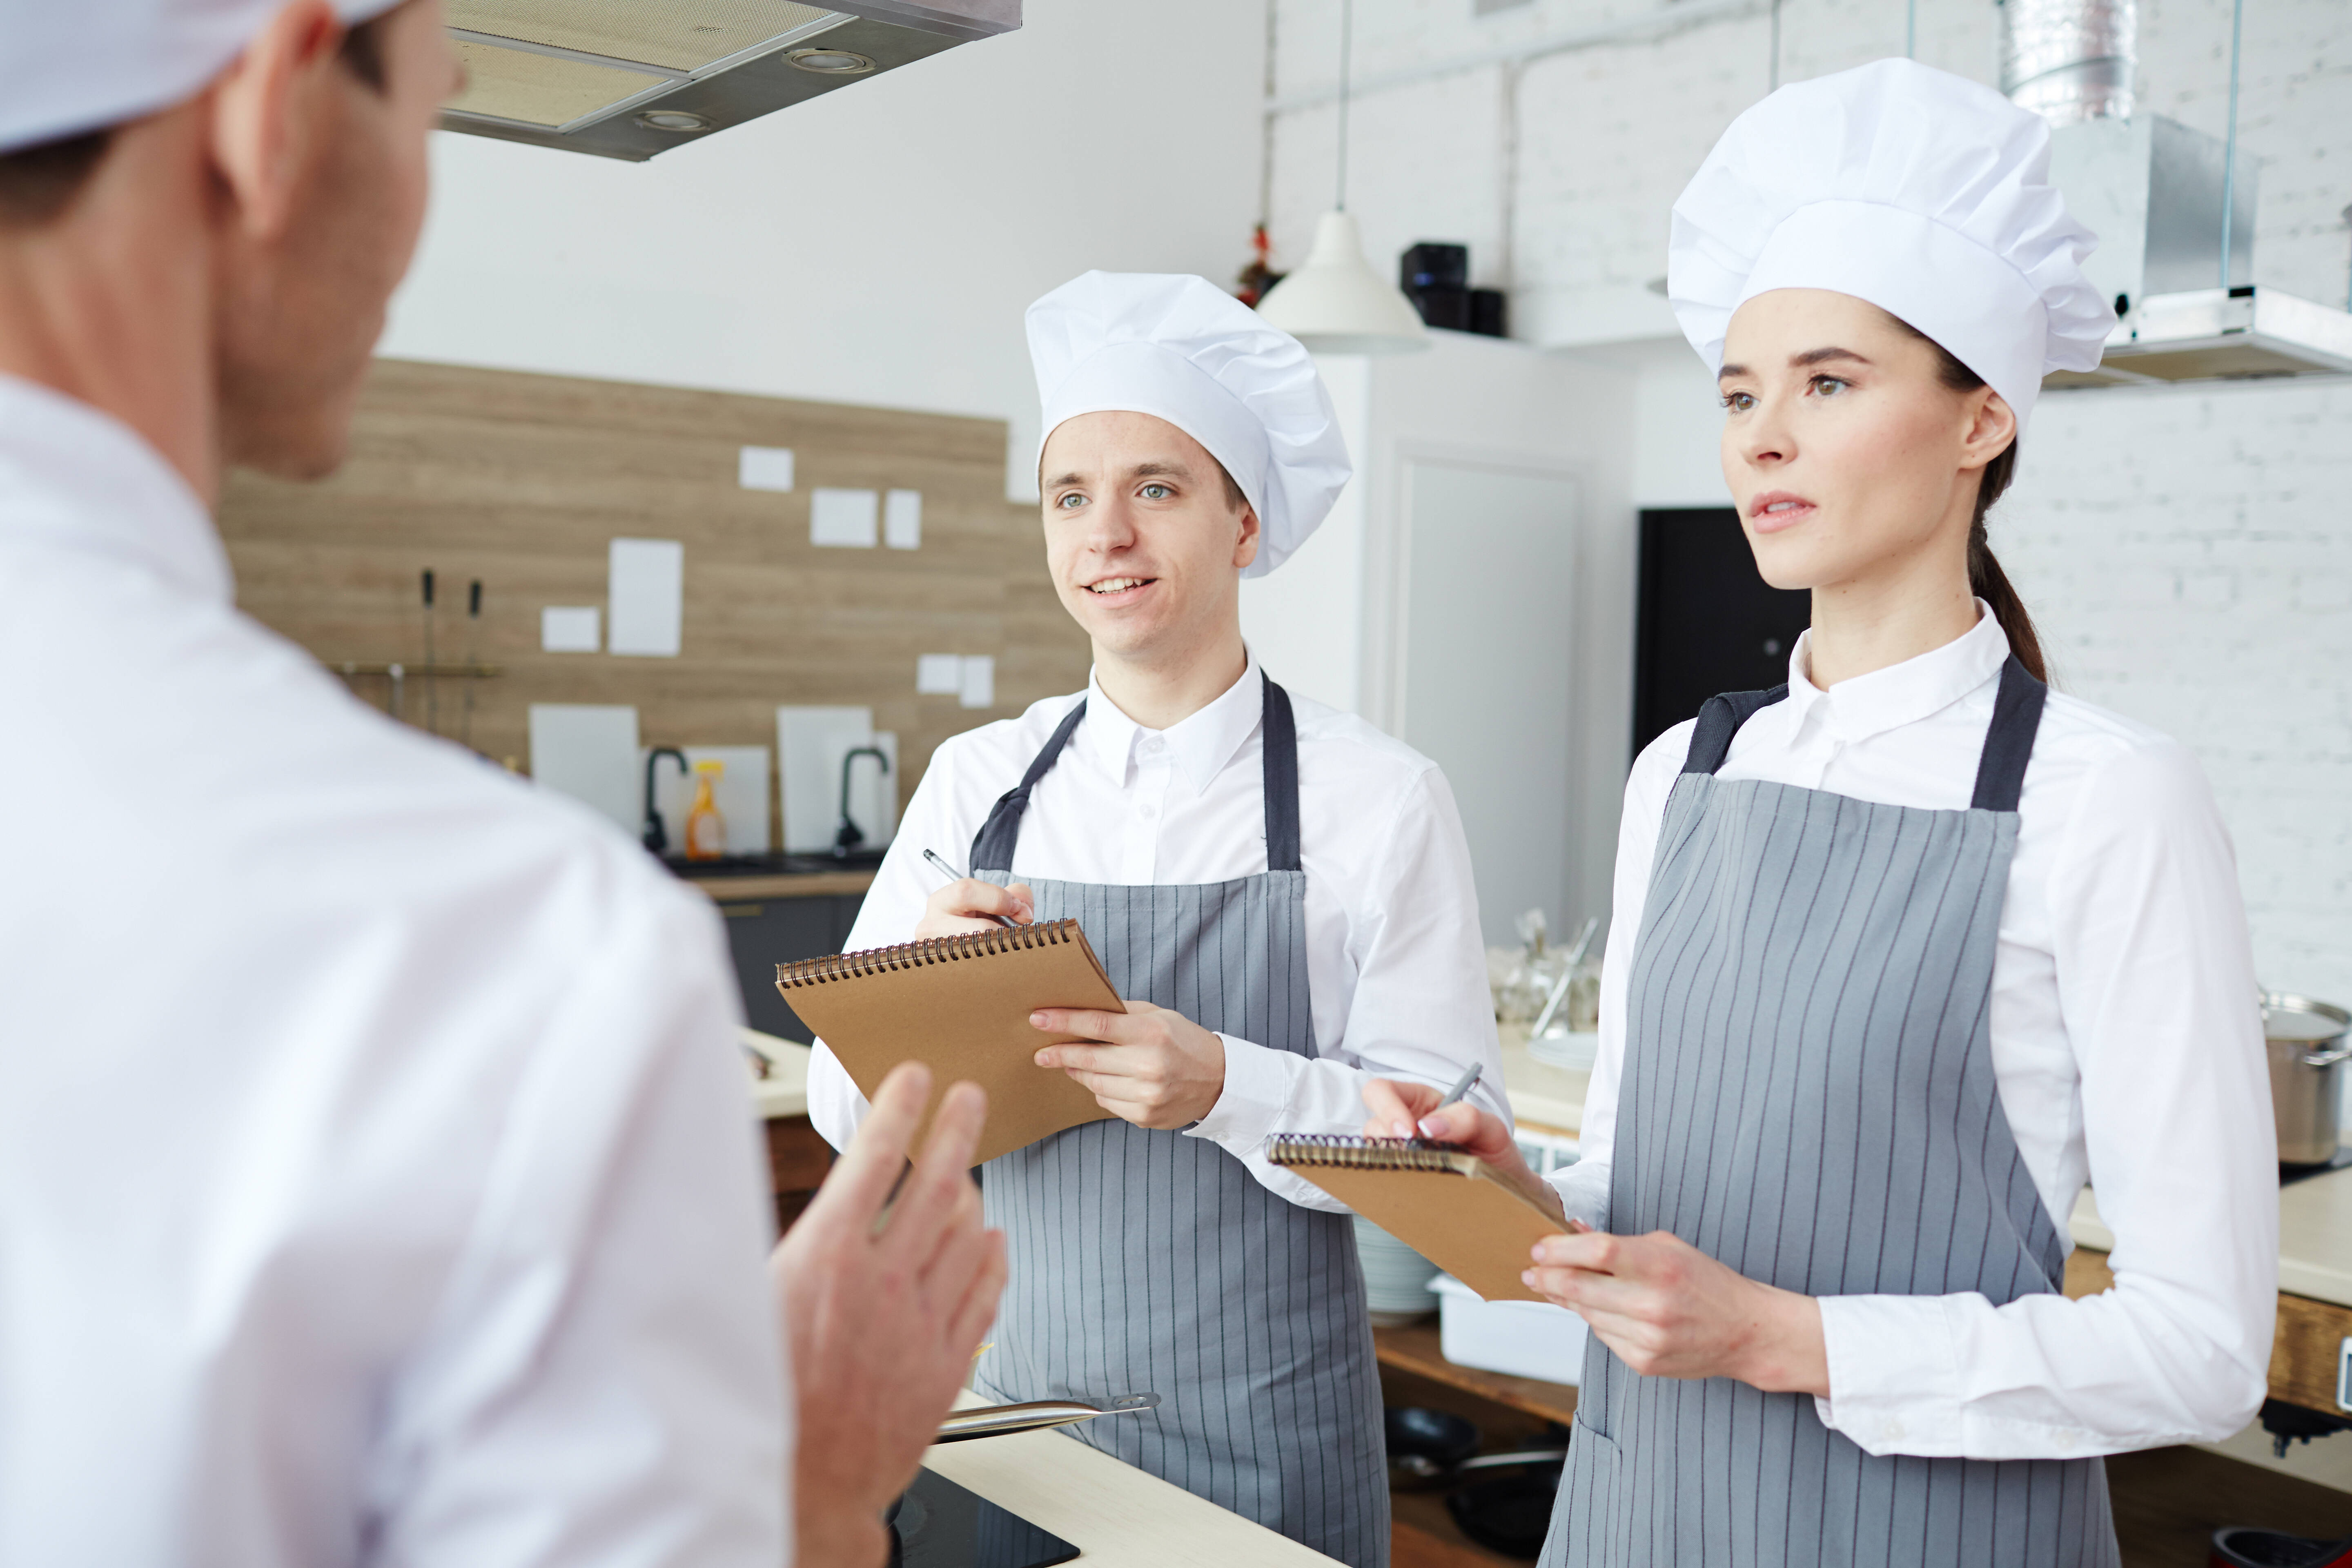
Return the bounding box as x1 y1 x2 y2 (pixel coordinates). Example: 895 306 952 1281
806 272 1510 1567
0 5 1004 1564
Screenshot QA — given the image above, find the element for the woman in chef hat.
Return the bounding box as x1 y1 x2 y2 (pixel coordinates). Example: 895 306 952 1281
1366 58 2276 1564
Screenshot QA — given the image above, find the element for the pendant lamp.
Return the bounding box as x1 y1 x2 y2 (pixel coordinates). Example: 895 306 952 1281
1256 0 1429 354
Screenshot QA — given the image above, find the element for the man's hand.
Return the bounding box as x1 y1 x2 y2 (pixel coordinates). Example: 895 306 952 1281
771 1063 1008 1568
1029 1001 1226 1129
1523 1227 1826 1396
1359 1077 1561 1220
913 878 1033 939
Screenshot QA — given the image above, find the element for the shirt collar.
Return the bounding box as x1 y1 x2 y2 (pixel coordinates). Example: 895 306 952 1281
1783 603 2011 742
0 374 230 604
1075 648 1264 796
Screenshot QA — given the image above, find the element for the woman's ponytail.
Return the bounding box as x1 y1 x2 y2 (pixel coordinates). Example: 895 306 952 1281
1890 313 2049 684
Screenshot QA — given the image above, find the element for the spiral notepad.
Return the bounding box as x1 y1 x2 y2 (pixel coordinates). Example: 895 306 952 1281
1268 1134 1566 1303
780 918 1127 1165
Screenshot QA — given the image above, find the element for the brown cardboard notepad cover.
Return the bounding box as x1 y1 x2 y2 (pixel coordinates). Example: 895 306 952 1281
1269 1137 1567 1303
777 919 1127 1165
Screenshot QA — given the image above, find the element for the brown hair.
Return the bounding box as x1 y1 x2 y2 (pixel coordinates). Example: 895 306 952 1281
0 11 397 229
1889 316 2047 684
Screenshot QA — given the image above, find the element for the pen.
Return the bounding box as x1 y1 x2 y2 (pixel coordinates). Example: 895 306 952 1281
1433 1063 1482 1111
921 847 1017 928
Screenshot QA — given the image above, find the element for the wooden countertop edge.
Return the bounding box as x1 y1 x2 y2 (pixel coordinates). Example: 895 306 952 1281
922 1393 1340 1565
683 871 876 900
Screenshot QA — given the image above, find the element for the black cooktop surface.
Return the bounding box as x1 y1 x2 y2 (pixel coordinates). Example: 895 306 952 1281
888 1468 1079 1568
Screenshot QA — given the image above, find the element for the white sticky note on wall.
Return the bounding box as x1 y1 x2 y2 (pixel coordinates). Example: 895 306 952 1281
739 446 795 492
884 489 922 550
608 537 684 657
811 488 879 548
541 606 600 653
959 655 995 710
916 653 963 695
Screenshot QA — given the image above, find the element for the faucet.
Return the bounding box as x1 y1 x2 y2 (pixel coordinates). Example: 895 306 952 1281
643 746 689 854
835 745 891 858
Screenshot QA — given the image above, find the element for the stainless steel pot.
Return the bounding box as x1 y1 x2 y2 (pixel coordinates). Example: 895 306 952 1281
2263 993 2352 1164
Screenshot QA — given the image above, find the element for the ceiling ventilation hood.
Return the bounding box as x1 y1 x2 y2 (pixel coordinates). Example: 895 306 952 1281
439 0 1018 162
2009 0 2352 389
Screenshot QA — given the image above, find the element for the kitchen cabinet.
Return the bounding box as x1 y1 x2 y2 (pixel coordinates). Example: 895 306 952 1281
710 890 866 1041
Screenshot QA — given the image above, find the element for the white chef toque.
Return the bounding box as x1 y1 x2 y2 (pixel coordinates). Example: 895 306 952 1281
1027 271 1352 579
0 0 405 156
1666 58 2114 434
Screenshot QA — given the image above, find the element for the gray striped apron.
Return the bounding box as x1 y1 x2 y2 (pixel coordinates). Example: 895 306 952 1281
968 674 1388 1568
1544 656 2118 1568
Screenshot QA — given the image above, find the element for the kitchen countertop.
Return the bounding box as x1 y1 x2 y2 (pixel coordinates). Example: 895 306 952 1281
923 1393 1339 1565
1497 1023 1590 1135
686 869 875 901
2069 1172 2352 1310
743 1028 811 1120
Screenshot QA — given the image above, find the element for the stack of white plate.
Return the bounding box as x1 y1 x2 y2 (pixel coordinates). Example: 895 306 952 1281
1528 1029 1601 1071
1354 1216 1441 1324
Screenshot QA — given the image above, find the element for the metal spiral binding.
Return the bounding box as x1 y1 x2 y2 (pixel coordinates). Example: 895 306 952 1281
1265 1134 1467 1170
774 916 1077 989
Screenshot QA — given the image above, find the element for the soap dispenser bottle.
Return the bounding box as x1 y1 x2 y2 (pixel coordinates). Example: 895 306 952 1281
684 758 728 861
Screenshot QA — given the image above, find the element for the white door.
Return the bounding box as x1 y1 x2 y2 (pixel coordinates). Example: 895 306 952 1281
1396 460 1579 948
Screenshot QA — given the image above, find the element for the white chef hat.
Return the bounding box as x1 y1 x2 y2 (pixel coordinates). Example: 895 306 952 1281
1 0 404 156
1667 58 2113 434
1027 271 1351 578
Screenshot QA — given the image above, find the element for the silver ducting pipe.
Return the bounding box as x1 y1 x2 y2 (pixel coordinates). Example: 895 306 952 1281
2000 0 2137 127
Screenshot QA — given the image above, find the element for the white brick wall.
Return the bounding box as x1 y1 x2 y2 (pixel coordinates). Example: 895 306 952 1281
2004 379 2352 1005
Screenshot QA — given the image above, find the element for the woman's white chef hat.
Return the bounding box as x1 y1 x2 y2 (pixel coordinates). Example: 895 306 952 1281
1 0 403 155
1666 58 2114 434
1027 272 1351 578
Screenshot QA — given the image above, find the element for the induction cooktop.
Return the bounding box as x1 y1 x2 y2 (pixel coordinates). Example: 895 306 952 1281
888 1467 1079 1568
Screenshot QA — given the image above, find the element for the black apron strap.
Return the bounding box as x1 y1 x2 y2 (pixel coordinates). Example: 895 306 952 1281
1260 675 1303 873
1681 686 1790 776
969 697 1087 872
967 673 1307 875
1969 655 2048 813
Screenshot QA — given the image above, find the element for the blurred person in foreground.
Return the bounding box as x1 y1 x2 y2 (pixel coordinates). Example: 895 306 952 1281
0 4 1003 1564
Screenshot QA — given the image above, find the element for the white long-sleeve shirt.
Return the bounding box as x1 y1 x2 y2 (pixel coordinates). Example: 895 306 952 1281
805 654 1508 1209
1551 606 2276 1461
0 374 787 1566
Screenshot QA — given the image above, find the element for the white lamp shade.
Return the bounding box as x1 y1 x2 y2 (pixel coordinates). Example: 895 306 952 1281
1256 211 1431 355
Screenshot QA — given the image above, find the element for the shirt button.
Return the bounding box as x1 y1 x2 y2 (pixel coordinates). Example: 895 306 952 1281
1140 737 1163 755
1139 802 1158 818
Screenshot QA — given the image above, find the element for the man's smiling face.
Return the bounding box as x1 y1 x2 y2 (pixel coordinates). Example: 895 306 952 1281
1039 410 1260 666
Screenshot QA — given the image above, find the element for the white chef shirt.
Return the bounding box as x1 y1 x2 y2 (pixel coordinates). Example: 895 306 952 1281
1550 606 2277 1459
805 655 1507 1209
0 374 787 1567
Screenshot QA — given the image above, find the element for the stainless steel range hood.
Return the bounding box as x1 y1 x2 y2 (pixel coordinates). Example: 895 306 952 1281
2041 104 2352 388
439 0 1018 162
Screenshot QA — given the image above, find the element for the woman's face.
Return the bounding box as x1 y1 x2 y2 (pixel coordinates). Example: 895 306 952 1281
1717 288 2013 595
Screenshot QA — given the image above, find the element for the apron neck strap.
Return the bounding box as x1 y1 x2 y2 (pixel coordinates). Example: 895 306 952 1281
1679 657 2049 814
1967 655 2048 813
1260 675 1303 873
1681 685 1791 776
968 671 1305 874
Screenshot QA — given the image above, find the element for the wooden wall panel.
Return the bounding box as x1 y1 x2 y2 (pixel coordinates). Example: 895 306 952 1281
216 359 1091 842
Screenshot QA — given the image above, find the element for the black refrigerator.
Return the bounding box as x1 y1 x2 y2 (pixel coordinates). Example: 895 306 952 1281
1633 508 1812 757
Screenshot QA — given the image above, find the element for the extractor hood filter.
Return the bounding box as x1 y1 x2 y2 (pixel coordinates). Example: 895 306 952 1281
440 0 1018 161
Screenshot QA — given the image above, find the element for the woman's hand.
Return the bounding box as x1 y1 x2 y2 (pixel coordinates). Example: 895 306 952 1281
1029 1001 1225 1129
1359 1078 1561 1222
1526 1227 1827 1396
913 878 1033 938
